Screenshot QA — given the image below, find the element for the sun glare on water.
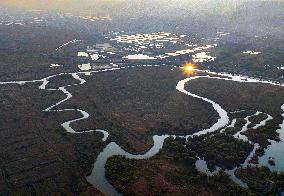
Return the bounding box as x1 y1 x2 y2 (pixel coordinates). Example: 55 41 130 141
183 63 196 74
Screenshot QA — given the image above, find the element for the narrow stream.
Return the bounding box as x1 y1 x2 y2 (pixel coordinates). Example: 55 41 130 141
259 104 284 172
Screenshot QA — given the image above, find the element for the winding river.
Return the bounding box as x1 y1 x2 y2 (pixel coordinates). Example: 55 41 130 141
0 65 283 195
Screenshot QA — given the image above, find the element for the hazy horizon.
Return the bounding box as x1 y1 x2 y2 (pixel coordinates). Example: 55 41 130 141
1 0 282 16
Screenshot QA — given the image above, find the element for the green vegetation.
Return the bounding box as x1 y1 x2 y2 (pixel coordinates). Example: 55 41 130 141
248 113 268 128
74 132 107 174
185 76 284 157
105 137 253 195
222 126 242 135
0 84 104 195
235 118 248 128
235 166 284 195
187 133 253 170
268 159 275 166
61 67 219 151
70 175 92 194
245 120 280 147
209 40 284 82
